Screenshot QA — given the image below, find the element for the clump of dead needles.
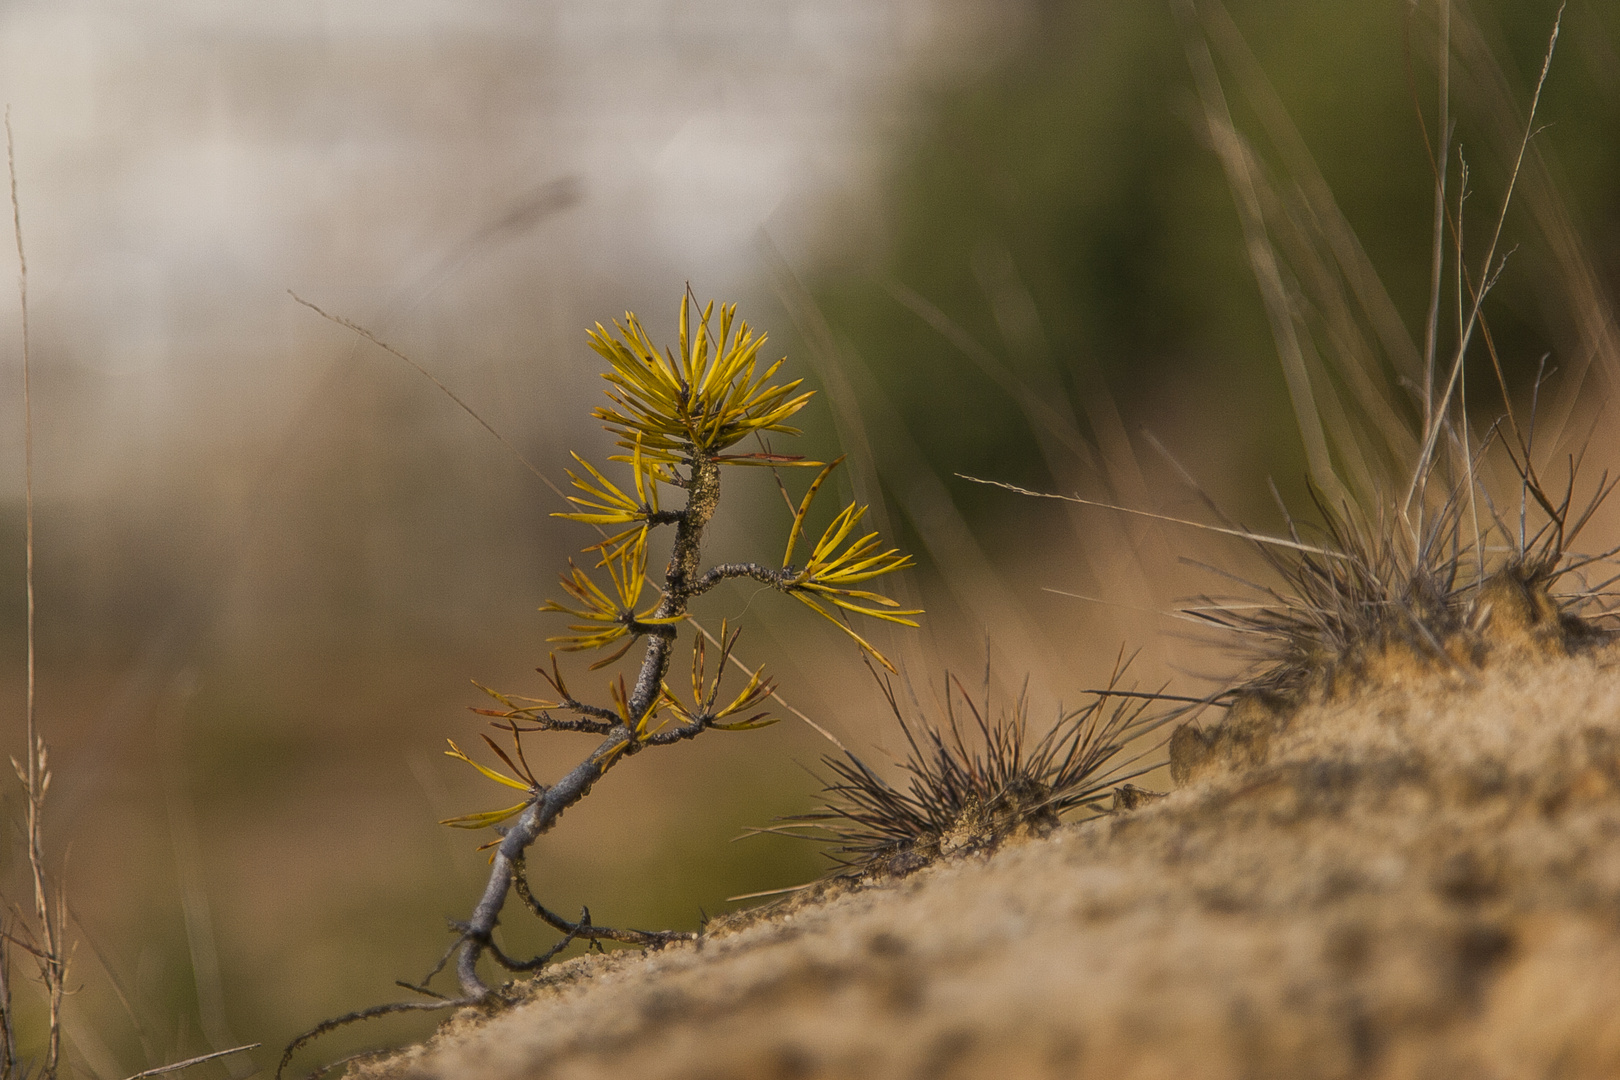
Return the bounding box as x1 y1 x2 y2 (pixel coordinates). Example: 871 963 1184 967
1191 454 1618 704
779 661 1161 877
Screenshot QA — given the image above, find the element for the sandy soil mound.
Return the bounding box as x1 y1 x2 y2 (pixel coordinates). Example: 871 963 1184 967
356 644 1620 1080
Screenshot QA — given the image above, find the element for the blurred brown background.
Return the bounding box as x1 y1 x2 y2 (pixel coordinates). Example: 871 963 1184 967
0 0 1614 1074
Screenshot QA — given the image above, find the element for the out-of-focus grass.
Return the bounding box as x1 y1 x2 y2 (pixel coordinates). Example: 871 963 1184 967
800 0 1620 528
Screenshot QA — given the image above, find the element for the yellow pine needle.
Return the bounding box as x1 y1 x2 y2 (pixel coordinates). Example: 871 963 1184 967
808 503 866 567
784 457 845 565
596 739 632 769
541 531 677 652
791 592 901 674
545 560 617 619
469 679 560 713
444 739 532 792
555 440 663 530
609 675 633 727
561 454 637 511
606 533 646 610
664 631 774 729
440 801 531 829
584 637 635 670
781 498 919 630
716 670 771 719
470 680 520 710
632 434 652 507
824 595 922 625
710 714 778 731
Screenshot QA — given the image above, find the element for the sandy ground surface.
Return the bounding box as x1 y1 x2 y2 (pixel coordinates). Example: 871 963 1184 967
351 640 1620 1080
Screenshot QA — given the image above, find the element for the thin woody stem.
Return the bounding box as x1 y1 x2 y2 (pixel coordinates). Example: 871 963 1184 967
455 455 722 997
9 107 60 1080
511 856 694 947
455 727 632 995
627 457 721 717
691 563 795 596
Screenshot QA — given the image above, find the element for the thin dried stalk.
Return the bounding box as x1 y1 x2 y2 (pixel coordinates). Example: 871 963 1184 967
7 105 63 1080
0 919 13 1079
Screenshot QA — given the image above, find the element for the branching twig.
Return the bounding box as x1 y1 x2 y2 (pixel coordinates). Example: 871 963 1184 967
510 857 696 948
278 1001 468 1080
691 563 795 595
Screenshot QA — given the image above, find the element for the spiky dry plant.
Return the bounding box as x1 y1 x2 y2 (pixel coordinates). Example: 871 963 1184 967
1183 455 1618 705
969 3 1618 729
1159 0 1620 707
774 661 1162 878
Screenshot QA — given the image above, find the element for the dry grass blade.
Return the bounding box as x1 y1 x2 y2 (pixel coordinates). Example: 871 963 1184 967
762 231 1061 695
0 924 10 1077
1173 4 1615 704
6 104 64 1080
1405 3 1565 516
119 1043 260 1080
976 5 1620 720
1172 0 1344 509
957 474 1354 561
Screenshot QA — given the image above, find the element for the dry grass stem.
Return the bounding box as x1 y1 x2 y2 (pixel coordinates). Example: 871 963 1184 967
5 105 64 1080
117 1043 260 1080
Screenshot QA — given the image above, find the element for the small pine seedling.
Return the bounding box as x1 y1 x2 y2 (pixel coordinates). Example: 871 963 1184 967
428 293 920 1000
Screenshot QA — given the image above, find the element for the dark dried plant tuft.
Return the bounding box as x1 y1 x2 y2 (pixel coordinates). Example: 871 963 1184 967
1190 455 1620 703
779 660 1164 877
1169 0 1620 705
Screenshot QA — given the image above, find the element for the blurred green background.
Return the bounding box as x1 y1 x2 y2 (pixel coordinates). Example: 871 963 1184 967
0 0 1615 1074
